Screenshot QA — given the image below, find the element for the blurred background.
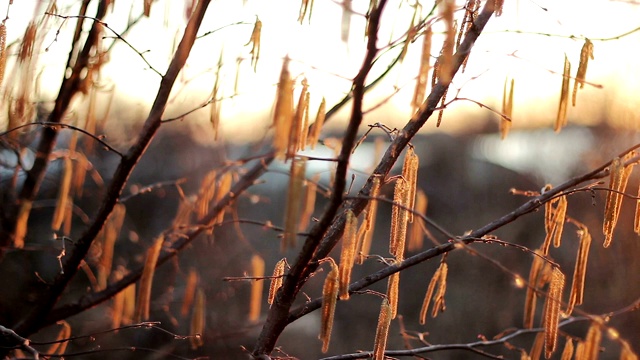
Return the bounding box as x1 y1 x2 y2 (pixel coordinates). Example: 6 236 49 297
0 0 639 359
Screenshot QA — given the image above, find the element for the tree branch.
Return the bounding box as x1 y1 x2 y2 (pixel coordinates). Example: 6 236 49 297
13 0 213 336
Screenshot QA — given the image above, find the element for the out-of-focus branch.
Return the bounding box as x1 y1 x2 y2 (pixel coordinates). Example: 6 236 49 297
0 325 39 359
13 0 213 336
45 154 274 326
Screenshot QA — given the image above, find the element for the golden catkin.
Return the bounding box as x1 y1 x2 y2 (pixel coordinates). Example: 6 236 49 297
18 22 36 62
542 195 567 255
190 288 206 349
411 27 432 112
98 203 126 290
46 321 71 355
0 22 6 89
543 267 565 359
419 260 446 325
431 262 448 318
319 259 339 353
52 157 73 231
308 98 326 149
338 210 358 300
268 258 286 305
390 178 410 260
582 320 602 360
196 170 217 220
574 341 585 360
373 298 392 360
560 338 574 360
288 79 309 159
123 283 136 325
572 39 594 106
603 154 635 247
181 269 199 318
215 172 233 224
143 0 152 16
438 0 455 86
529 332 544 360
249 255 265 323
273 58 294 158
112 285 125 329
298 0 314 24
283 158 306 251
299 92 310 150
555 56 571 132
386 269 400 319
567 226 591 315
501 78 514 139
620 340 639 360
246 17 261 72
402 148 419 223
408 190 428 252
524 249 545 328
299 174 319 231
134 236 164 322
357 176 381 264
210 56 222 140
635 180 640 235
399 10 418 62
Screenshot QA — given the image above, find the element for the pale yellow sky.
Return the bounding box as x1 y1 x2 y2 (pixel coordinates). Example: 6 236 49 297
3 0 640 143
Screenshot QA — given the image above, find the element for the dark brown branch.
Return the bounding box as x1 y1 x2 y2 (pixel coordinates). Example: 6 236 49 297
13 0 213 336
252 0 390 356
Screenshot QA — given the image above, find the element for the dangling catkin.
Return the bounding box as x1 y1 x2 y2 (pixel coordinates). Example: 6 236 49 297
572 39 594 107
500 77 514 139
338 210 358 300
567 226 591 315
319 259 339 353
390 178 409 260
524 249 544 329
52 157 73 231
386 267 400 319
560 337 574 360
543 267 565 358
582 320 602 360
190 288 206 349
555 56 571 132
356 176 381 264
134 235 164 322
268 258 286 305
603 155 635 247
283 158 306 251
373 298 392 360
249 255 265 323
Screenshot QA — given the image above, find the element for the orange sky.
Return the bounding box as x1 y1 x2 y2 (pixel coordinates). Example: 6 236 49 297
3 0 640 143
